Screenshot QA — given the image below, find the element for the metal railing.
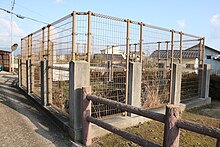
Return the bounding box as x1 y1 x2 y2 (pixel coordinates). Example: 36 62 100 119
82 86 220 147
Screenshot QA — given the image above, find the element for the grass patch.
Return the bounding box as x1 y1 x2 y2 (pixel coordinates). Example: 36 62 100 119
91 111 220 147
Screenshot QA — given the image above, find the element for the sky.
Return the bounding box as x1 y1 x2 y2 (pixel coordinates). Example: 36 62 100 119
0 0 220 55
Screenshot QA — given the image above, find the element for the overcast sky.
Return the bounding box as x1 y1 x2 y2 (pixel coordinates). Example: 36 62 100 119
1 0 220 54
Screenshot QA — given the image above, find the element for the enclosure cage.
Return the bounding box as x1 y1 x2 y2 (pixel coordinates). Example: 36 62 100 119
20 11 204 118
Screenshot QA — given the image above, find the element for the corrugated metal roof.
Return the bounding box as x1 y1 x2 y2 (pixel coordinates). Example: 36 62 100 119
150 50 199 59
0 50 11 53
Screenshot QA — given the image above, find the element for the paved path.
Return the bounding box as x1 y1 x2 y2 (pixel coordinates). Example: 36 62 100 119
0 72 73 147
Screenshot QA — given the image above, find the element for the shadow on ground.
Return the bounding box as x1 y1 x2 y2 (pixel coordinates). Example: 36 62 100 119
0 74 73 147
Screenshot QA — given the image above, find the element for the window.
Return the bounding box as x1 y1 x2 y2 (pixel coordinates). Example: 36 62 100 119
207 55 211 59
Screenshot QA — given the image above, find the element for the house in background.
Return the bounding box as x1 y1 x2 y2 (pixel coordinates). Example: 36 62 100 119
150 44 220 75
0 50 11 72
100 46 124 55
186 44 220 74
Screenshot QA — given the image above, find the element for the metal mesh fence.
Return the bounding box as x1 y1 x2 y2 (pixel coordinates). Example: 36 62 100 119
49 14 72 111
21 36 28 89
141 26 172 108
20 11 204 117
31 30 42 97
90 13 127 118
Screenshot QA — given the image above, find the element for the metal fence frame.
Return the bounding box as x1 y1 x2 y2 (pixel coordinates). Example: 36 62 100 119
20 11 205 117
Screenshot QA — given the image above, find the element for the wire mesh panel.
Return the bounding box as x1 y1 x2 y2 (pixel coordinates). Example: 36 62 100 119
75 12 88 61
21 37 28 89
90 13 127 118
180 34 201 101
141 26 171 108
129 21 141 62
31 30 43 97
49 14 72 111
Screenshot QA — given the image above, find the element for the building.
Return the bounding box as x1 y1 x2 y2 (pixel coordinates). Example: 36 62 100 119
187 44 220 74
0 50 11 72
100 46 124 55
150 44 220 74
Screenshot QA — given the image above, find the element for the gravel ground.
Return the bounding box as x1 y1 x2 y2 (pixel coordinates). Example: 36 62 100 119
0 72 74 147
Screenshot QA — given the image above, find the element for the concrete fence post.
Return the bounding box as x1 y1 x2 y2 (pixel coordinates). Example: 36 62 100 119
171 63 182 105
82 86 92 146
18 59 22 87
128 62 142 117
201 64 211 98
41 60 48 106
163 105 181 147
69 61 90 142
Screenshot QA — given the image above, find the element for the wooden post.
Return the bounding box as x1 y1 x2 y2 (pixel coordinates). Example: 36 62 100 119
82 86 92 146
163 105 181 147
216 139 220 147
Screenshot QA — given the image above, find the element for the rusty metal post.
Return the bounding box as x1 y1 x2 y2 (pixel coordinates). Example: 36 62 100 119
179 32 183 64
41 27 45 60
134 44 137 61
199 38 205 97
87 11 92 63
139 22 143 63
30 34 34 92
18 58 22 87
27 35 30 59
72 11 77 61
157 42 161 63
166 41 169 67
82 86 92 146
47 24 52 105
125 19 130 107
163 105 181 147
201 38 205 68
169 30 174 102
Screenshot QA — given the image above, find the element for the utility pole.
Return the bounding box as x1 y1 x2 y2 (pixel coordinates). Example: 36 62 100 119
11 0 15 72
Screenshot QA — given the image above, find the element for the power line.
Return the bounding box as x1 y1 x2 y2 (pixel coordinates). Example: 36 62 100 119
15 2 53 21
0 7 48 24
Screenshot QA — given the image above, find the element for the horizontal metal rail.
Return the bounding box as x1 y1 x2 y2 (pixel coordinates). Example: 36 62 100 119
177 119 220 139
87 116 160 147
48 66 69 71
86 95 165 123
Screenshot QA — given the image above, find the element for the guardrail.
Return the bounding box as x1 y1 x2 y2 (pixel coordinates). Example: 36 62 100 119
82 86 220 147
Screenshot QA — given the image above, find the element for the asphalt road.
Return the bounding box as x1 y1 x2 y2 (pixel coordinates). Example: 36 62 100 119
0 72 74 147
